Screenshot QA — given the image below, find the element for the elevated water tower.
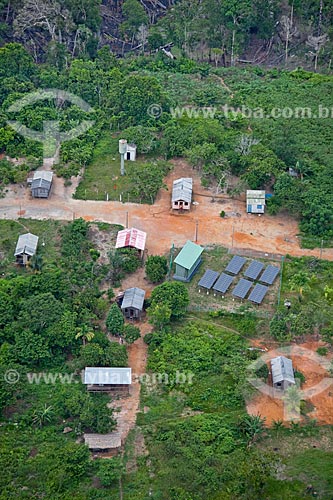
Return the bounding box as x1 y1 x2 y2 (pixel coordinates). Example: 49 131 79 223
119 139 127 176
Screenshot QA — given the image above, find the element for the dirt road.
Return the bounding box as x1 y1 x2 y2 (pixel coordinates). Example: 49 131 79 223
108 322 152 444
1 159 332 260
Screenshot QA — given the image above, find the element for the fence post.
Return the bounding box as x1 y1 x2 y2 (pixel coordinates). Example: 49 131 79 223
277 255 285 307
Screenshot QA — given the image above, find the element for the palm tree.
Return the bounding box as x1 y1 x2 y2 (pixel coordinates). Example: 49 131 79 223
28 254 43 272
239 414 266 446
32 404 54 427
75 325 95 346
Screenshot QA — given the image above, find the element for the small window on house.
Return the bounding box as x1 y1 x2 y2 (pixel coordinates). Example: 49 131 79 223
174 201 178 205
184 202 188 206
276 382 281 386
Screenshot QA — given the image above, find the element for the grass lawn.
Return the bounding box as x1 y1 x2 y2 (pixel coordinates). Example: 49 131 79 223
0 219 65 275
74 132 159 202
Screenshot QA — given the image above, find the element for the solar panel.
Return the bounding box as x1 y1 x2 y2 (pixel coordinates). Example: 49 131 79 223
213 273 234 294
259 265 280 285
225 255 247 275
248 284 269 304
232 278 252 299
198 269 219 290
244 260 264 280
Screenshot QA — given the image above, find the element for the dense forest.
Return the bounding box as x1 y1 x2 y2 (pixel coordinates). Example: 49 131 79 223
0 3 333 497
0 0 332 68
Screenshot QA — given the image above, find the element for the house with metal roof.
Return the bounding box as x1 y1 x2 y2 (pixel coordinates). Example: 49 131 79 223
173 240 203 282
83 367 132 392
246 190 265 214
31 171 53 198
115 227 146 255
121 287 145 319
270 356 295 391
14 233 39 265
172 178 193 210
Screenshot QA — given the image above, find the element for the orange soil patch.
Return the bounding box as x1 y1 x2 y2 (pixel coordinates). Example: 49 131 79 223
247 341 333 426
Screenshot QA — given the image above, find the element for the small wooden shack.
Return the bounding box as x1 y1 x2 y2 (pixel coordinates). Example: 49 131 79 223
31 171 53 198
115 227 146 256
246 190 265 214
173 240 203 282
172 177 193 210
271 356 295 391
84 432 122 455
14 232 38 265
121 287 145 319
83 367 132 392
125 143 137 161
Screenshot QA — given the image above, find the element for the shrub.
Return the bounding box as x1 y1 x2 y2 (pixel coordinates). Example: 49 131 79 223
145 255 168 283
106 304 124 335
316 346 328 356
219 210 225 218
97 458 124 486
123 324 141 344
255 363 269 381
294 370 306 386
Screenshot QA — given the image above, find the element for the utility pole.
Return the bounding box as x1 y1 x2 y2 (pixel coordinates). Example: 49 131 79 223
195 220 198 242
320 239 324 259
125 211 129 229
231 224 235 248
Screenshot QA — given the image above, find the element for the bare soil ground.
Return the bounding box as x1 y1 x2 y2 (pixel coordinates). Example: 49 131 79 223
246 340 333 426
108 321 152 445
1 159 332 261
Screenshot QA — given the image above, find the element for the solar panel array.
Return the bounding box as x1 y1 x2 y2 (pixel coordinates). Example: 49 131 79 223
225 255 247 275
244 260 264 280
248 284 269 304
259 265 280 285
197 256 280 306
232 278 252 299
198 269 219 290
213 273 234 294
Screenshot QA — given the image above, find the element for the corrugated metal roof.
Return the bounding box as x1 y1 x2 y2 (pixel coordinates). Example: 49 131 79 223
174 240 203 270
33 170 53 182
31 171 53 190
246 190 266 205
270 356 295 385
115 228 146 251
121 287 145 311
84 367 132 385
172 178 193 203
14 233 39 256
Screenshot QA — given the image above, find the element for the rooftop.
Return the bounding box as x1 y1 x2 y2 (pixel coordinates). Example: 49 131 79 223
174 240 203 270
172 177 193 203
14 233 39 256
121 287 145 311
84 367 132 385
271 356 295 385
84 432 122 450
115 227 146 251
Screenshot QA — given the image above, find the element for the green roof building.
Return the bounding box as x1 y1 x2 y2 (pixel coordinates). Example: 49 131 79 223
173 240 203 282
